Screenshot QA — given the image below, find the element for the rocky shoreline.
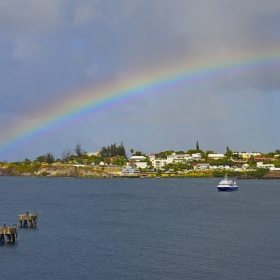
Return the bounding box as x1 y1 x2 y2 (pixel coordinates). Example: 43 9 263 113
1 167 280 179
0 168 13 176
237 171 280 179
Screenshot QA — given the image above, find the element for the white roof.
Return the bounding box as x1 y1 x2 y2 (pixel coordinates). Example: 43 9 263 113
130 156 146 160
208 154 225 157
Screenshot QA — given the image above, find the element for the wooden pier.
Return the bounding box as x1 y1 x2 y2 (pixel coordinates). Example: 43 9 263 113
0 222 18 242
18 211 38 227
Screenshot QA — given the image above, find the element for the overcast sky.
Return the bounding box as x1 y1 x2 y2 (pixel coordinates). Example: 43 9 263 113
1 0 280 161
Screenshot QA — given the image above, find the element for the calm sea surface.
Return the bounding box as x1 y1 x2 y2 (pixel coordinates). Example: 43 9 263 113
1 177 280 279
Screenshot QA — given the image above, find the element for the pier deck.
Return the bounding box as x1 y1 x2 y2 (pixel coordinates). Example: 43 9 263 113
0 223 18 242
18 211 38 227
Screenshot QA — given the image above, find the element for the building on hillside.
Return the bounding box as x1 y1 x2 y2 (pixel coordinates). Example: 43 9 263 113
135 162 148 169
154 159 167 169
234 152 261 159
210 163 231 170
129 155 147 161
256 162 280 170
193 163 209 170
208 154 225 160
193 163 230 170
254 157 276 162
149 154 167 169
192 153 202 160
149 154 156 162
129 155 148 168
166 153 191 164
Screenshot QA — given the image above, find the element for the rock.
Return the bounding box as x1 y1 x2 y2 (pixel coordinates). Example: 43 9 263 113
0 168 12 176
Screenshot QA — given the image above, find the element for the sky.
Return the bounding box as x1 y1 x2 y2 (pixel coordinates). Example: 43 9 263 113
1 0 280 161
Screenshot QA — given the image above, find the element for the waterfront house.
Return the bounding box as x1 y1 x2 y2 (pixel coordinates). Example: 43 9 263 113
193 163 230 170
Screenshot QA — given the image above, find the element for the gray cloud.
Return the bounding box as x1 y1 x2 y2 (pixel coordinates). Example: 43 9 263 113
0 0 65 37
1 0 280 160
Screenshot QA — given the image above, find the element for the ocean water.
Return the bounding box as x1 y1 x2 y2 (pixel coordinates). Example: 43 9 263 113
1 176 280 279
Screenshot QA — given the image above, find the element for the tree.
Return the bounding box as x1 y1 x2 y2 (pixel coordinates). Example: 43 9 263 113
35 155 46 163
92 156 102 165
130 149 134 156
196 141 200 150
69 154 76 161
45 152 55 164
114 156 126 166
99 142 126 158
32 162 42 175
61 149 72 162
74 143 85 157
24 158 31 165
225 146 232 157
157 150 174 158
117 142 126 157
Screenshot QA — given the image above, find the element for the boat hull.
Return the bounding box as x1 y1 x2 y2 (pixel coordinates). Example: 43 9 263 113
217 186 238 191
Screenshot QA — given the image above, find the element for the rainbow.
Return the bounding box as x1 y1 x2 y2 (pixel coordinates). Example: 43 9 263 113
1 49 280 157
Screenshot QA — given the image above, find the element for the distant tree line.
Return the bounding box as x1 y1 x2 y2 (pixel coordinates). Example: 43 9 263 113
32 142 127 165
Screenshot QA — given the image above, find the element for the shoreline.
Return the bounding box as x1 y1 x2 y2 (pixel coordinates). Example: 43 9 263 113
1 166 280 179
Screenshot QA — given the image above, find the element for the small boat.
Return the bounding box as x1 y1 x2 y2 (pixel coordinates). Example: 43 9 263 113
217 174 238 191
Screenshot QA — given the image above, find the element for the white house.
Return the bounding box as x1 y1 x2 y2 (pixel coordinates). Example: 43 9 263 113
128 155 148 169
208 154 225 160
166 153 190 163
135 162 148 169
194 163 230 170
234 152 261 159
192 153 202 160
210 164 230 170
149 154 167 169
154 159 167 169
256 162 280 170
193 163 209 170
149 152 195 168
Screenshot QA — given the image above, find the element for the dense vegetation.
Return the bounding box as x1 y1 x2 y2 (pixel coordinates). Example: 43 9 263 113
99 142 126 158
